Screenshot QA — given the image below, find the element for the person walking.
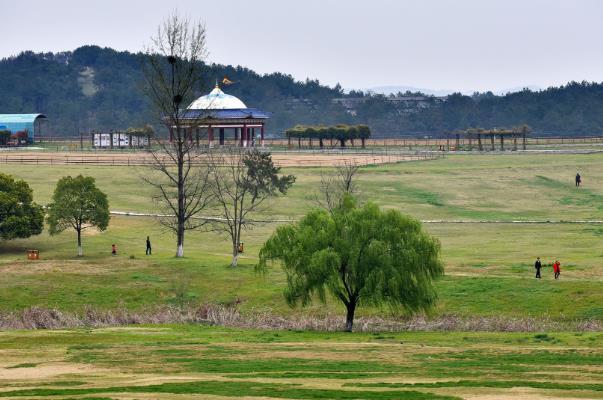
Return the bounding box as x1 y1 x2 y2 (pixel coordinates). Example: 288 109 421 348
576 173 581 187
146 236 152 255
111 244 117 256
534 257 542 279
553 259 561 279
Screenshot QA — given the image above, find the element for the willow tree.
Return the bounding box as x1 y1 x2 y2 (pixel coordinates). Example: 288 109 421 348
258 197 443 331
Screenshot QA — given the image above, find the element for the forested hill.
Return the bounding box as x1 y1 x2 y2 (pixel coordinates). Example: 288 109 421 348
1 45 603 137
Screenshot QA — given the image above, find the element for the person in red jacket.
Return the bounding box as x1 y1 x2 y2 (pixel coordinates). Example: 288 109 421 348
553 260 560 279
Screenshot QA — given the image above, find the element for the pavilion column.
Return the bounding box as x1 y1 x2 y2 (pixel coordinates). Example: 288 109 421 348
219 128 225 146
242 125 247 147
188 127 194 144
477 134 483 151
208 126 214 148
455 133 460 150
234 127 239 146
490 134 495 151
446 137 450 151
168 127 174 143
500 135 504 151
251 128 255 147
261 125 265 147
468 137 473 151
513 135 518 151
196 128 200 147
523 133 527 150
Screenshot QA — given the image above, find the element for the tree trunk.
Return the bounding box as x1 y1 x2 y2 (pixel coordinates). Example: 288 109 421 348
77 228 83 257
345 301 356 332
319 138 324 148
361 138 366 148
340 139 345 148
176 234 184 257
176 137 185 258
231 244 239 267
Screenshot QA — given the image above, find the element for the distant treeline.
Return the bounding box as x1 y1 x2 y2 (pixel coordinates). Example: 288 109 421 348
286 124 371 147
1 46 603 137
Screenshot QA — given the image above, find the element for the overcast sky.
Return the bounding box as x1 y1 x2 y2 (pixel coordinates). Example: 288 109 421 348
1 0 602 92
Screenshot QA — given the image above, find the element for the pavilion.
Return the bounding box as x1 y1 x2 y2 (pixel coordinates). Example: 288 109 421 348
172 85 270 147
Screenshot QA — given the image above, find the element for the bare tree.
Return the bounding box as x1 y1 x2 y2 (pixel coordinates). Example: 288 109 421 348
141 13 211 257
315 161 361 212
208 148 295 267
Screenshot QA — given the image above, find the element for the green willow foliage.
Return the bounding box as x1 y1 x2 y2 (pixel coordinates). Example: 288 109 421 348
285 124 371 147
258 197 443 331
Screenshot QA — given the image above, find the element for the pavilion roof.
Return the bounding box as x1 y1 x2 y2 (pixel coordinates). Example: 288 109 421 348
181 108 270 120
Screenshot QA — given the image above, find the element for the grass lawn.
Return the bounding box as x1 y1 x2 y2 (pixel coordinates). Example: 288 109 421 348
1 153 602 320
0 325 602 399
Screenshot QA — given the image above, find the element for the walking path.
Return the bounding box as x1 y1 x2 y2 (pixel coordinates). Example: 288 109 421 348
109 210 603 224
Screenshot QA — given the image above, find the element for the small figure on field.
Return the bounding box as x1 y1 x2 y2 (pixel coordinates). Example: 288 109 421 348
553 259 561 279
534 257 542 279
575 173 581 187
146 236 152 255
112 244 117 256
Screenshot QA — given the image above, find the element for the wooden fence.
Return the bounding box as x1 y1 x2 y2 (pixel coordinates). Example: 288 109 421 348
0 150 443 167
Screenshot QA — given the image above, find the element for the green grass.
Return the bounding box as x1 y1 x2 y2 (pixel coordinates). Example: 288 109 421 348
1 153 603 321
0 326 602 398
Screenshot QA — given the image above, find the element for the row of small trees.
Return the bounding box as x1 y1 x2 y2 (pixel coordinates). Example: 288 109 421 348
0 173 109 256
285 124 371 148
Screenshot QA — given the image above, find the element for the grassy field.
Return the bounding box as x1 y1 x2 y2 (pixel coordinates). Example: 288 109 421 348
0 325 602 399
1 153 603 320
1 152 603 398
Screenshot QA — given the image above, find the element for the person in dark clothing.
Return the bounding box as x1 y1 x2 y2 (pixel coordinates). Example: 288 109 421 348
111 244 117 256
534 257 542 278
146 236 152 255
576 173 581 187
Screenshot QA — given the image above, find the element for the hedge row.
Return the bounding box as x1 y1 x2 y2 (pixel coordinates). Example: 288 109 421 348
285 124 371 147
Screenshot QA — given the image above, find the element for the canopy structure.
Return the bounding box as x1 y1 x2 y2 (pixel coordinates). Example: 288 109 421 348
0 114 47 144
172 85 270 147
452 127 531 151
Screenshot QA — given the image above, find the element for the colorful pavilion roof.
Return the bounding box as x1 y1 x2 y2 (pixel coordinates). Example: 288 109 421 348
180 108 270 120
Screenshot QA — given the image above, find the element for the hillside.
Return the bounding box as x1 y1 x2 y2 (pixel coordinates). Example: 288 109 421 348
2 46 603 136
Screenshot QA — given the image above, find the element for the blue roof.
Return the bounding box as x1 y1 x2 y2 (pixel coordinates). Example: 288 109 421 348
0 114 47 123
181 108 270 120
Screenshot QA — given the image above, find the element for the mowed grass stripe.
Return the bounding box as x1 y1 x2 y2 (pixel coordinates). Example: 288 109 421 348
0 380 460 399
347 380 603 392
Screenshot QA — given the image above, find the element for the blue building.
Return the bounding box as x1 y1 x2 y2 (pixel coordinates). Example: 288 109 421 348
0 114 47 144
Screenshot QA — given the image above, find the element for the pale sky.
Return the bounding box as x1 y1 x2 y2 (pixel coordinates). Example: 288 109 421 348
1 0 602 92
